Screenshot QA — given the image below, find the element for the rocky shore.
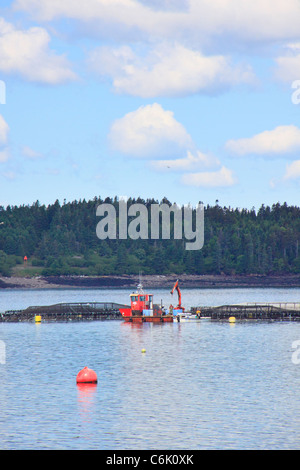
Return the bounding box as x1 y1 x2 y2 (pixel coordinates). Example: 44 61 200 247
1 274 300 289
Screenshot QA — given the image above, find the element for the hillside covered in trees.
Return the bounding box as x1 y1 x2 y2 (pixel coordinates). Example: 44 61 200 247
0 196 299 278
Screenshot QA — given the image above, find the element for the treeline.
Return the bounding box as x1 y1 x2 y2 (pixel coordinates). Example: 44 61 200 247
0 196 299 277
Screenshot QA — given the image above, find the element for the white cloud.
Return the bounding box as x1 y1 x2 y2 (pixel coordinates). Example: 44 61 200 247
284 160 300 180
13 0 164 33
274 43 300 82
88 43 255 97
0 115 9 146
150 150 220 171
109 104 233 188
138 0 189 12
14 0 300 46
2 170 15 179
109 103 231 187
0 149 9 163
0 115 10 163
19 0 300 95
108 103 194 158
0 17 77 84
22 146 44 159
14 0 300 105
225 125 300 156
182 166 236 187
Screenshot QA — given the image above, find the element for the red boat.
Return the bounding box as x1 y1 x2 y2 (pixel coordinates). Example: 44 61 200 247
119 283 173 323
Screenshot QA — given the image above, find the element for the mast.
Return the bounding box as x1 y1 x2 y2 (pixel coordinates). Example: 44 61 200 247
170 279 182 308
137 271 144 294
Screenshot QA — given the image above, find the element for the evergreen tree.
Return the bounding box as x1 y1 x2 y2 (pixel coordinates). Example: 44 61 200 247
0 198 299 276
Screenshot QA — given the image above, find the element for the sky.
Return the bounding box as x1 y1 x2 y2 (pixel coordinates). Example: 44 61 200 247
1 0 300 210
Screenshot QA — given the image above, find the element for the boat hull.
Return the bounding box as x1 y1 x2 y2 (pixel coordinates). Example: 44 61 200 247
174 313 201 322
124 315 173 323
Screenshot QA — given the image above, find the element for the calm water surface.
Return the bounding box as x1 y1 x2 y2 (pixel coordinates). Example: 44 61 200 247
0 287 299 450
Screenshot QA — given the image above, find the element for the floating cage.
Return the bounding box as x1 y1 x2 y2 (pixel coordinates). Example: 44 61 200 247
1 302 129 322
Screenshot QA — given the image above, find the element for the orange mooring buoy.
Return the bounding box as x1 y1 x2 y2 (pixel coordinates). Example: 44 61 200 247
76 366 98 384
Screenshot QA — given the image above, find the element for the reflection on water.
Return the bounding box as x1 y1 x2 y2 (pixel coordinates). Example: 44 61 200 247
77 382 98 443
77 383 98 415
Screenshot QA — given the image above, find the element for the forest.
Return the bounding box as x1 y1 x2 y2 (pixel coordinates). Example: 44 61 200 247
0 196 299 277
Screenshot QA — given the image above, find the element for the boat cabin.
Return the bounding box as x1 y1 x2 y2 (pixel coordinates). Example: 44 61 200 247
130 292 153 314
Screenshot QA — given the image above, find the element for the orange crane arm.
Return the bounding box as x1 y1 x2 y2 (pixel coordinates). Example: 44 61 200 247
170 279 181 308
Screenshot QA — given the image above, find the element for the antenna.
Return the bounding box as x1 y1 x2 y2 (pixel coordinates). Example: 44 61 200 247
137 271 144 293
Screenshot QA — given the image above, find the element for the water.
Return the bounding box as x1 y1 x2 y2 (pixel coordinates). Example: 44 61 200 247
0 287 299 450
0 286 300 312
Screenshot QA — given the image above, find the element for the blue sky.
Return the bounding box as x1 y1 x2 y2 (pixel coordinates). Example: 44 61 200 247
1 0 300 210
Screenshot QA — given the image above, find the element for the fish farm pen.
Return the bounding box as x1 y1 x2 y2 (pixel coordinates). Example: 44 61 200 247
0 302 127 322
0 301 300 322
191 302 300 321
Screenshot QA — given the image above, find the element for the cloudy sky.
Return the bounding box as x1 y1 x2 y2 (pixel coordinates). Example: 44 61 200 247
1 0 300 209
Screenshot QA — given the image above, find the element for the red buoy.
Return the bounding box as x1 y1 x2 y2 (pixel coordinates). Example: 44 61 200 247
76 366 98 384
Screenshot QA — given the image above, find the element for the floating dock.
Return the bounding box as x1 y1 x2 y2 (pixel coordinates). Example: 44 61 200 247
1 301 300 322
0 302 127 322
191 302 300 321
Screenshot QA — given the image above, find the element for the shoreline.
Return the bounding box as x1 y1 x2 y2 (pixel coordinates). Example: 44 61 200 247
1 274 300 290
